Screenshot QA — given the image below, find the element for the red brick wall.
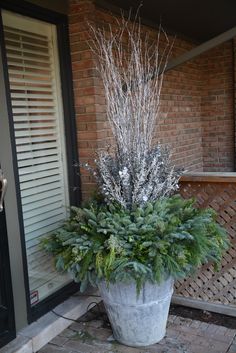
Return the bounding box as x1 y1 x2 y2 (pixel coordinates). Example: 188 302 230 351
69 0 98 200
200 42 234 172
69 0 235 199
157 62 203 172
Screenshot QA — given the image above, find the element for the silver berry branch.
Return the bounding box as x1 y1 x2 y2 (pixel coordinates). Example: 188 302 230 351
87 15 183 208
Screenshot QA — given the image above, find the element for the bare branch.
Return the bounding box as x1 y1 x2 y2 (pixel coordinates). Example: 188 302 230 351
86 14 183 208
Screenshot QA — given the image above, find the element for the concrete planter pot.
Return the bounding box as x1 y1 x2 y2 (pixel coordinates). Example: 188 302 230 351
98 277 174 347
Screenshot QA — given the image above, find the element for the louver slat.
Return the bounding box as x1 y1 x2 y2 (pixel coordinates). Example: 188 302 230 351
3 12 70 305
21 180 61 197
5 38 49 50
6 53 51 64
14 116 56 122
11 92 53 99
16 136 57 146
24 201 63 220
21 177 61 193
9 71 52 81
18 155 58 168
15 129 57 138
10 85 54 93
5 44 50 57
8 62 50 71
25 211 65 232
16 142 58 152
18 151 58 162
22 194 63 213
19 165 59 177
15 122 56 129
10 78 52 86
25 221 64 245
12 99 54 108
19 168 60 183
21 187 62 206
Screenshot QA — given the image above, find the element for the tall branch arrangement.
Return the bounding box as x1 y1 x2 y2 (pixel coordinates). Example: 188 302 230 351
89 16 183 209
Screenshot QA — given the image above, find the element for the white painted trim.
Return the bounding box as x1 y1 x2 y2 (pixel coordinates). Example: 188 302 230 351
172 295 236 317
51 23 70 219
165 26 236 72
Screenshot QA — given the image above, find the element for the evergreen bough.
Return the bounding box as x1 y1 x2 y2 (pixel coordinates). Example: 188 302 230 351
42 195 229 293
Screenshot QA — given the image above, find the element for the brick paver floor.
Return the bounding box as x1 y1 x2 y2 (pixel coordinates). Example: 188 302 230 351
38 304 236 353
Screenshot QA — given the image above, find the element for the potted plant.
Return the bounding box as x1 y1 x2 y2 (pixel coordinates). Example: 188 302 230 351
42 17 229 347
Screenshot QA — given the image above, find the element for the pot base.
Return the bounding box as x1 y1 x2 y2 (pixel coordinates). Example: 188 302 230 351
99 278 174 347
113 332 166 347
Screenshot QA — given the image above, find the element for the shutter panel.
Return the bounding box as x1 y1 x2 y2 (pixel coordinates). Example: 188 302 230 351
2 12 71 305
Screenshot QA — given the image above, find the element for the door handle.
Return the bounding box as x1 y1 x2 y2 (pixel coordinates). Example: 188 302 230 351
0 170 7 212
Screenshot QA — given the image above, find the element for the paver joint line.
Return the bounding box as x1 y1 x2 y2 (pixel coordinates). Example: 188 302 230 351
36 304 236 353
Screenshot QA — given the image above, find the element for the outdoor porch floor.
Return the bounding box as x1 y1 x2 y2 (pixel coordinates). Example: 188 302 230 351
38 303 236 353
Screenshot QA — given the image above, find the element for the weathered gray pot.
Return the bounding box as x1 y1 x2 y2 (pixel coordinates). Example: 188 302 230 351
98 277 174 347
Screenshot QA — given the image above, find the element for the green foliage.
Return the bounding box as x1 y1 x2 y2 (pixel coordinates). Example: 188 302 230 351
42 195 229 293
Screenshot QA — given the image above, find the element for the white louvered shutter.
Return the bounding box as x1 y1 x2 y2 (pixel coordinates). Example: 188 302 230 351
2 11 71 305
